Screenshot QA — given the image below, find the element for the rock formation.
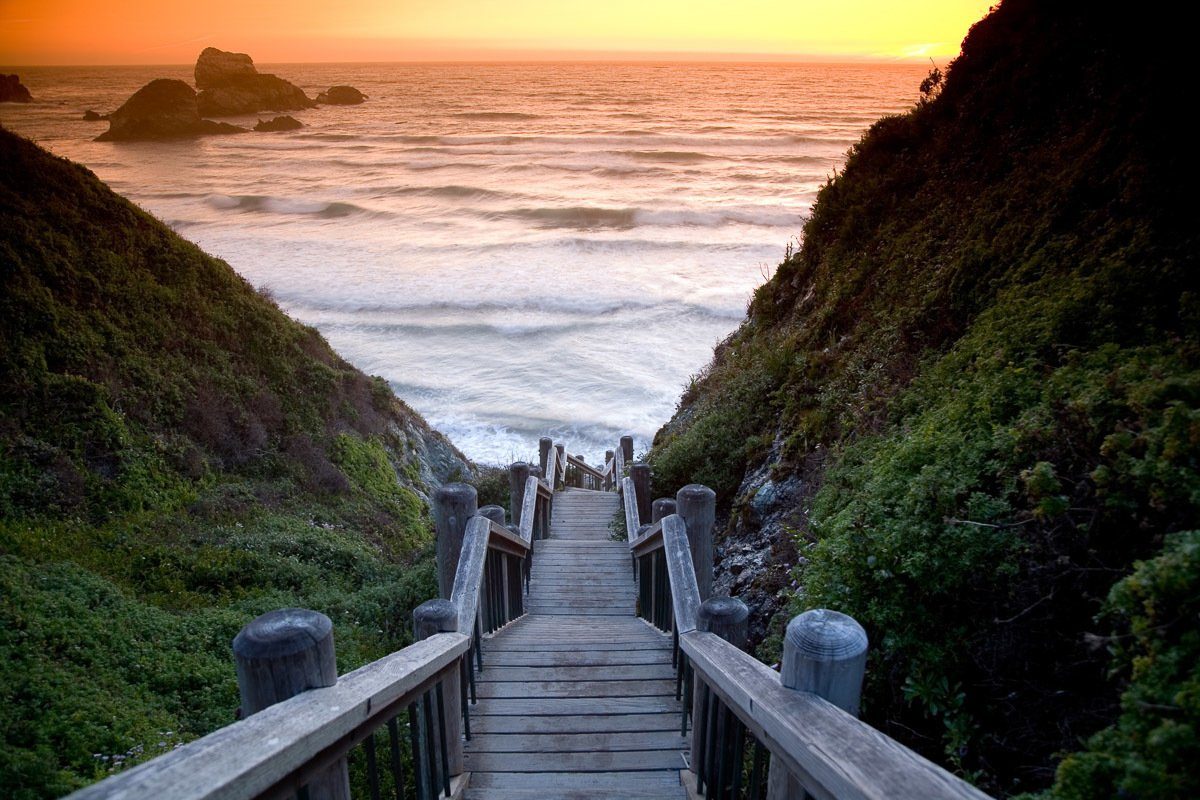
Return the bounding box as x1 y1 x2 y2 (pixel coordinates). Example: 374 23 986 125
193 47 314 116
82 110 107 121
96 79 246 142
316 85 366 105
0 74 33 103
194 47 256 89
254 115 303 132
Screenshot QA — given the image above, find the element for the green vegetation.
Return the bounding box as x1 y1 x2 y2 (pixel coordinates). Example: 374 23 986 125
0 126 463 798
650 1 1195 795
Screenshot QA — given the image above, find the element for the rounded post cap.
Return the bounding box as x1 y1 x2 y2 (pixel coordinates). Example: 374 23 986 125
651 497 677 523
434 482 477 505
413 598 459 635
605 450 614 458
539 436 553 447
677 483 716 504
505 523 522 536
529 466 543 478
478 505 506 524
233 608 332 660
698 596 750 627
620 435 633 444
509 461 531 474
785 609 868 661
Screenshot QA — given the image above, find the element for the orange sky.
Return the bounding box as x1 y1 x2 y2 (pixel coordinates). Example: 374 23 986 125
0 0 994 65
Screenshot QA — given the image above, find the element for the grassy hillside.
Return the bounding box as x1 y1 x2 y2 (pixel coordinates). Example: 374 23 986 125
0 126 469 798
649 2 1197 796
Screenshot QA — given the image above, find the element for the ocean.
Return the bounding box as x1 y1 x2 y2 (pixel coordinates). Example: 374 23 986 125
1 61 925 464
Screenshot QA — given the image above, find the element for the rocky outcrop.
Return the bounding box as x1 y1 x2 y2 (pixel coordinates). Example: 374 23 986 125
192 47 314 116
254 115 303 132
194 47 256 89
82 110 107 121
96 79 246 142
316 85 366 105
1 74 33 103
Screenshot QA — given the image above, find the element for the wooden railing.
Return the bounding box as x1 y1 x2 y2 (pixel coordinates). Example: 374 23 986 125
68 441 567 800
619 457 992 800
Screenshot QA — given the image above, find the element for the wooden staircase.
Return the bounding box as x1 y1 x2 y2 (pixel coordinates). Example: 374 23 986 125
463 488 689 798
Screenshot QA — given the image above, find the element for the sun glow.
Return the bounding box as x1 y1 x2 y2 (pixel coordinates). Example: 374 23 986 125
0 0 993 65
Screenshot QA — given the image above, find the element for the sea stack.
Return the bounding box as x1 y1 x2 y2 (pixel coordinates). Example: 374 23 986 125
193 47 314 116
254 115 304 132
316 85 366 105
96 79 246 141
0 74 33 103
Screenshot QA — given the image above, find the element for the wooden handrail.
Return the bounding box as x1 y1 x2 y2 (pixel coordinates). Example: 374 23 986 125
629 519 662 555
621 475 640 538
566 453 606 483
66 633 469 800
681 632 989 800
545 445 559 492
451 516 530 635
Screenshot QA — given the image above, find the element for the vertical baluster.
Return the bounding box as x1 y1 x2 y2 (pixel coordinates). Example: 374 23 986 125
714 694 730 800
421 689 438 800
749 739 767 800
460 658 471 739
407 703 424 800
474 615 483 676
730 717 747 799
364 730 381 800
387 717 405 800
436 682 451 798
680 655 693 736
703 687 719 800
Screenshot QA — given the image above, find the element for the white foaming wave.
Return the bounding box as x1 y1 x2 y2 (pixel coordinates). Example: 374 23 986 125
489 204 798 230
205 194 380 219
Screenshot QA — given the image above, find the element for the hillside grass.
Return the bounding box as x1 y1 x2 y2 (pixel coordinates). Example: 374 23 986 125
0 126 452 798
649 1 1197 795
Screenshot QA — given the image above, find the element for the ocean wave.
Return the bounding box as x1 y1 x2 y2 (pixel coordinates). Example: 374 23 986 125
285 295 746 322
453 111 540 121
205 194 371 219
493 204 797 230
383 184 515 200
625 150 718 163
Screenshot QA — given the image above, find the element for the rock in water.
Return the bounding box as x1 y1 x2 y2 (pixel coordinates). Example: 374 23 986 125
0 74 33 103
254 115 303 132
316 85 366 105
82 110 107 121
194 47 257 89
96 79 246 142
192 47 314 116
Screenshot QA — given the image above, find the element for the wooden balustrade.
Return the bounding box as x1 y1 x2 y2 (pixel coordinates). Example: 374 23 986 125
621 454 991 800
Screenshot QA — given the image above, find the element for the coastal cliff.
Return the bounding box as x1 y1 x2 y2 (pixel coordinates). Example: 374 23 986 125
649 1 1196 796
0 126 469 797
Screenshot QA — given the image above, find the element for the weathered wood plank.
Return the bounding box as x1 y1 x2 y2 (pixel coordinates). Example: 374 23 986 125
481 650 675 667
465 750 685 772
474 679 677 699
467 731 688 753
469 713 682 735
467 770 681 790
681 631 991 800
662 514 701 634
477 665 677 682
471 696 680 715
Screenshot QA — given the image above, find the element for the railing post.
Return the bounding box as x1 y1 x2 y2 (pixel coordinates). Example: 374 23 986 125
620 434 634 463
767 609 869 799
435 483 478 599
690 597 750 795
605 450 615 490
509 462 531 526
232 609 349 800
631 462 652 523
413 599 465 778
554 444 565 488
539 436 552 476
651 497 676 523
479 504 505 525
676 484 715 601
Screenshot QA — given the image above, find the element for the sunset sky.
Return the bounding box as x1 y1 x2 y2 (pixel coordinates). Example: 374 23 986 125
1 0 994 65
